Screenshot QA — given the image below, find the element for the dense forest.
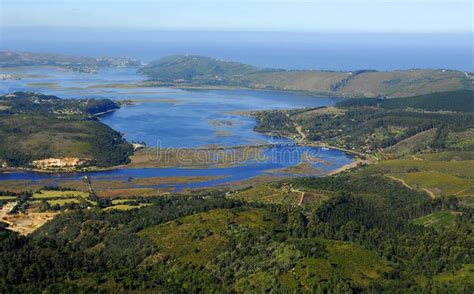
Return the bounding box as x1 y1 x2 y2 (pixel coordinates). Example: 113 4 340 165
337 90 474 113
0 92 133 168
1 173 472 293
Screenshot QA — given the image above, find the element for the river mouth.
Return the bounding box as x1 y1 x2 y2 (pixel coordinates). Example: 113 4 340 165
0 66 353 190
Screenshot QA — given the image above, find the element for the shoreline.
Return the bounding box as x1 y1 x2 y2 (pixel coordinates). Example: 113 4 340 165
93 107 119 117
327 159 367 176
0 64 344 99
253 128 373 160
0 141 371 176
0 80 367 178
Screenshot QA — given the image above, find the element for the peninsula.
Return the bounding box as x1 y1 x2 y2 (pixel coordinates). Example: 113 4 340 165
139 55 474 98
0 92 133 170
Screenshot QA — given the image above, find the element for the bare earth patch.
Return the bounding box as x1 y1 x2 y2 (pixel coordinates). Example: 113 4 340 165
1 203 57 235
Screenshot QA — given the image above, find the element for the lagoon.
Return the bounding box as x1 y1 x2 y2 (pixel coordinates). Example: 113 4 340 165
0 67 353 189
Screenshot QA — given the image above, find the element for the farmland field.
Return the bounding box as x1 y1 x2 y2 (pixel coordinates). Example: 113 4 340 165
32 190 89 199
364 151 474 199
411 210 460 229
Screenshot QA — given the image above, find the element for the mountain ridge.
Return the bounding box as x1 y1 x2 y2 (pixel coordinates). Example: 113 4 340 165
140 55 474 98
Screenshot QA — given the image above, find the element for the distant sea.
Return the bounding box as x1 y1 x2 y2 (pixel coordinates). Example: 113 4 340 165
1 28 473 71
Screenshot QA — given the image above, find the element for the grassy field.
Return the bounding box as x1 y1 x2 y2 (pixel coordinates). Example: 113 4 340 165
96 188 171 198
33 190 155 210
243 71 350 93
433 264 474 291
365 151 474 199
47 198 81 206
111 199 133 205
411 210 460 229
230 184 329 206
104 203 152 211
293 106 346 120
0 196 16 201
396 171 474 197
384 128 438 158
417 151 474 161
32 190 89 199
337 70 471 98
230 185 291 203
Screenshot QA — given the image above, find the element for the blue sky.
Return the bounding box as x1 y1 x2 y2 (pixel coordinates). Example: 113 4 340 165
1 0 473 33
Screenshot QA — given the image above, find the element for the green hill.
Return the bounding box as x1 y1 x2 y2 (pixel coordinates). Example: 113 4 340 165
0 92 133 168
139 55 473 97
138 55 259 84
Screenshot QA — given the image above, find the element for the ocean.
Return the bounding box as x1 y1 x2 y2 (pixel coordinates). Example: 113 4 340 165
1 28 473 72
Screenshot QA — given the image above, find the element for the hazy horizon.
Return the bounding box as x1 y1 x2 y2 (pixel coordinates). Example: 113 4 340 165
2 1 472 71
1 28 472 72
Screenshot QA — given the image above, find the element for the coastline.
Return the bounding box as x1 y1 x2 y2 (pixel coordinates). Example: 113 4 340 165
0 142 371 176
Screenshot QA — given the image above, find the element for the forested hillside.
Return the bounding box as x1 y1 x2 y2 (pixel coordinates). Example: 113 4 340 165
1 173 472 292
138 55 259 82
337 90 474 113
0 92 133 168
254 90 474 156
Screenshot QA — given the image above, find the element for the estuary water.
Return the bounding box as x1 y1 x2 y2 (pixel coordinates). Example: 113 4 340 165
0 67 353 189
0 146 353 191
